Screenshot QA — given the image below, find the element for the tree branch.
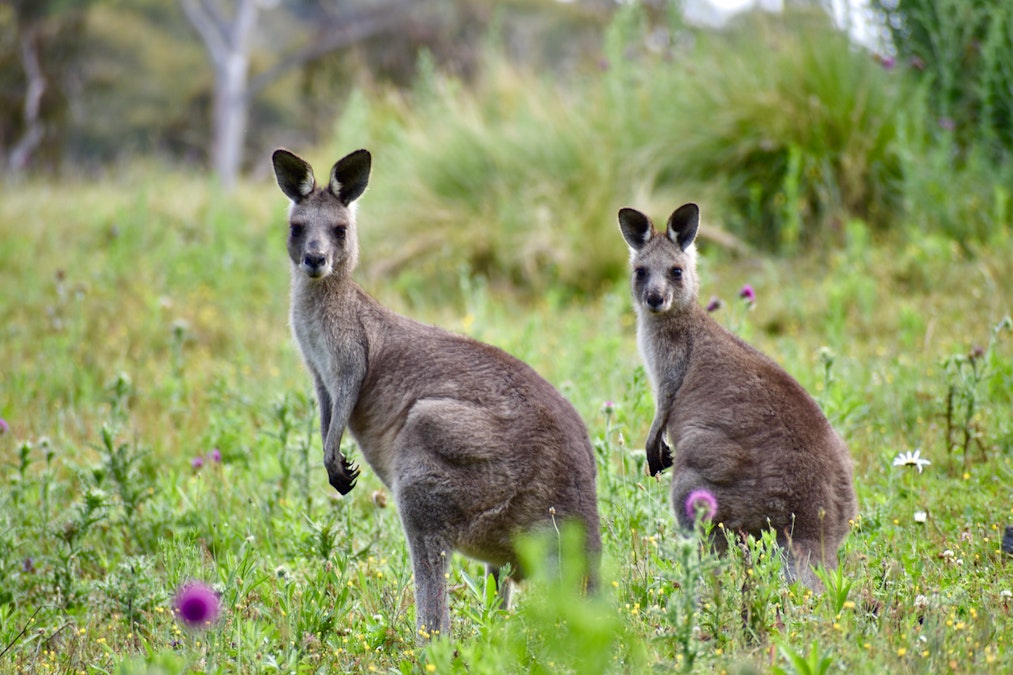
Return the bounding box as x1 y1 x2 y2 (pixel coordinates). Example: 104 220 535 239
229 0 259 53
247 1 427 97
179 0 229 69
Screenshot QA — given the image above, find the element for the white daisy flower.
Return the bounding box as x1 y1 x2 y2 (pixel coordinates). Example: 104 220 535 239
893 449 932 473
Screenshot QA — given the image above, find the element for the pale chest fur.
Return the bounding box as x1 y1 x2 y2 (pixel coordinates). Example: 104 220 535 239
289 274 397 483
291 304 330 377
636 312 662 395
289 277 364 390
636 309 692 396
636 304 700 405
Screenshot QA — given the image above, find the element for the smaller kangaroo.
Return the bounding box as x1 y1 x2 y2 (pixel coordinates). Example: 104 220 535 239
273 148 601 638
618 203 857 588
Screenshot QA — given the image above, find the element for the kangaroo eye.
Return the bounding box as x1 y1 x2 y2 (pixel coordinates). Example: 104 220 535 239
634 267 647 280
670 267 683 280
333 225 347 240
289 223 304 238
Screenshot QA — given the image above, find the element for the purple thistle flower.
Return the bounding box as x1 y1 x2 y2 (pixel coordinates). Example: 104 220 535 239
23 557 34 573
684 489 718 522
191 456 204 469
602 400 615 416
705 296 722 313
0 418 8 434
209 448 222 463
173 581 221 628
738 284 756 305
874 53 896 70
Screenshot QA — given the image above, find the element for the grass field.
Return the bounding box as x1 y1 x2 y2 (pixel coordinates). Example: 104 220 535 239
1 164 1011 673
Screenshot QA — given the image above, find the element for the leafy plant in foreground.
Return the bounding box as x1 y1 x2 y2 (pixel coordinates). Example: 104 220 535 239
772 639 833 675
815 559 854 617
939 316 1012 469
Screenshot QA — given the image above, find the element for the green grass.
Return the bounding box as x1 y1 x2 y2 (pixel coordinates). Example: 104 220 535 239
1 165 1011 674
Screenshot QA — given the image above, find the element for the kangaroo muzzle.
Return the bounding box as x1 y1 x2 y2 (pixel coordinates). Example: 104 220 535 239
301 245 330 278
644 288 670 313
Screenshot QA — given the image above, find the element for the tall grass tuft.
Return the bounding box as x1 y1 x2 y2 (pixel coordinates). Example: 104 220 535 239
333 47 635 298
327 2 914 299
635 9 905 251
872 0 1013 160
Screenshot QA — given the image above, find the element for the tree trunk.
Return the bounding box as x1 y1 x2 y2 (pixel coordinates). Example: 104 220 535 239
181 0 258 191
8 24 47 172
181 0 422 189
211 1 256 190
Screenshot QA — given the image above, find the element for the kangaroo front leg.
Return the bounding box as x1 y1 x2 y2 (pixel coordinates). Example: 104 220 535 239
645 414 673 476
313 375 332 441
315 372 362 495
323 401 359 495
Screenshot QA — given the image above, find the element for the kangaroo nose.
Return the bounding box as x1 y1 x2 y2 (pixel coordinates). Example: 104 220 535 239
646 292 666 311
304 252 326 269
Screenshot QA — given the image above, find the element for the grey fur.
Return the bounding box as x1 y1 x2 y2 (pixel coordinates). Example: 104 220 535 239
618 203 857 588
272 148 601 638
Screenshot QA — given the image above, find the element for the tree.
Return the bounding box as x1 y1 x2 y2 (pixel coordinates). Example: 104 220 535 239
1 0 90 173
179 0 426 189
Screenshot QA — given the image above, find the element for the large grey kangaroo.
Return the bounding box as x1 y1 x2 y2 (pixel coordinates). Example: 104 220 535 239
618 203 857 588
272 148 601 638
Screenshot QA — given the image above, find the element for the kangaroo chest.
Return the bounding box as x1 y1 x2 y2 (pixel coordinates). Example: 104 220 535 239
637 313 694 397
291 296 364 390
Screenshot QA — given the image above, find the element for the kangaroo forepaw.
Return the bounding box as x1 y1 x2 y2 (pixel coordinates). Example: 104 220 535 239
647 439 673 477
328 458 360 495
661 442 673 470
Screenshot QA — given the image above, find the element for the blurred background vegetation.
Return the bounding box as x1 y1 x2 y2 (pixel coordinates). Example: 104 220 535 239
2 0 1012 296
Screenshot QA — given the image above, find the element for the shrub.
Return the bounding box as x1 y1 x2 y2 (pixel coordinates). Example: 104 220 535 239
871 0 1013 161
638 9 906 251
329 3 913 300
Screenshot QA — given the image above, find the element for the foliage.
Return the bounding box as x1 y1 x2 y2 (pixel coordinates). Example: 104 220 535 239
872 0 1013 160
939 317 1013 470
644 10 906 251
870 0 1013 245
0 0 93 171
1 0 609 173
332 1 978 295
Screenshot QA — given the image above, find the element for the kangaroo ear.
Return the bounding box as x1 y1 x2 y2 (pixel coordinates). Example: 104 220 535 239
329 149 371 206
618 208 653 251
272 149 316 203
666 203 700 251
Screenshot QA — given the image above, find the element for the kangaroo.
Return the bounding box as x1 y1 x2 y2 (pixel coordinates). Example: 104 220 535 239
618 203 857 588
272 148 601 638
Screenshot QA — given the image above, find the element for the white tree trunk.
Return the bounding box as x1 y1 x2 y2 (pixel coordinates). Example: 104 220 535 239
8 24 47 172
181 0 421 189
181 0 258 190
